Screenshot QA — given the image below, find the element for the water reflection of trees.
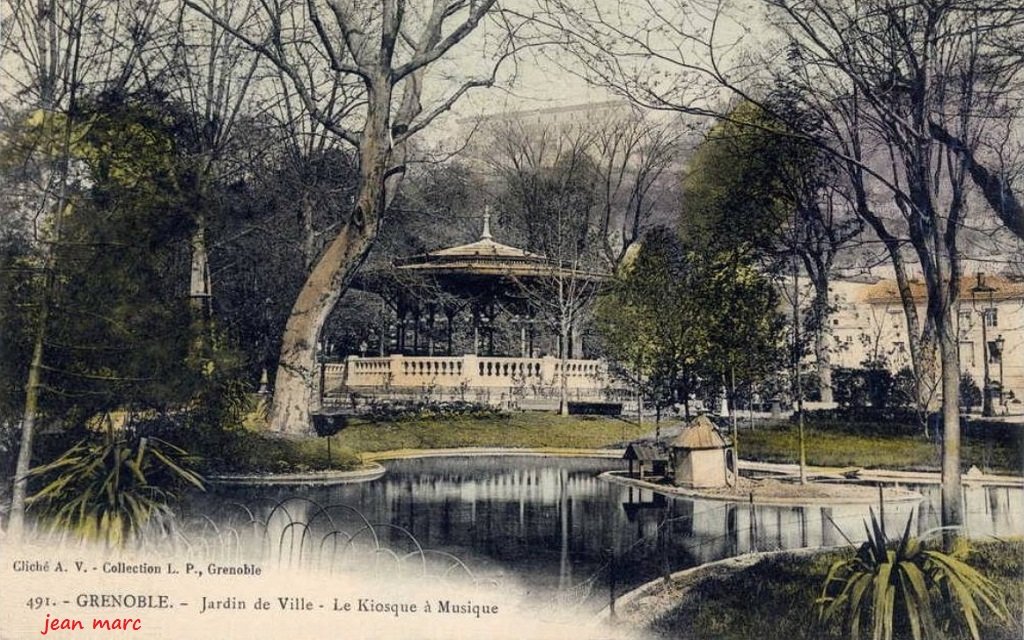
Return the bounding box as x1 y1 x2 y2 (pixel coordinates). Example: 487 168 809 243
191 458 1024 611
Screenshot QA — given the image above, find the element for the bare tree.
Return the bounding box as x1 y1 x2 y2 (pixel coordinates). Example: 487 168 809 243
483 116 597 251
589 109 687 267
184 0 533 433
543 0 1024 539
514 220 603 416
483 106 685 270
158 1 264 317
483 117 606 412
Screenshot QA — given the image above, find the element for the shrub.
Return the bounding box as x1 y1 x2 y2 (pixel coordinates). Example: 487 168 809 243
834 367 903 409
27 425 205 546
817 511 1007 640
959 374 982 411
362 399 501 422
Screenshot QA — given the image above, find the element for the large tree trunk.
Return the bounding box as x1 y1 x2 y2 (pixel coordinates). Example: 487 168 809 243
938 317 962 544
269 87 393 434
851 183 939 422
921 228 964 546
880 238 940 420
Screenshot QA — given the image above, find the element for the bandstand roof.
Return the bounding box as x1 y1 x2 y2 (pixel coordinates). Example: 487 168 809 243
354 211 607 297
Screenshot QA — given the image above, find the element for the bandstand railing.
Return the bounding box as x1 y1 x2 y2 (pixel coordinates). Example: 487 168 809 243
325 354 616 400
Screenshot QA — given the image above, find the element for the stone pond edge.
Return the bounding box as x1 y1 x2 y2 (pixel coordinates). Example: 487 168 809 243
207 462 387 486
592 546 841 625
601 471 926 506
206 447 623 486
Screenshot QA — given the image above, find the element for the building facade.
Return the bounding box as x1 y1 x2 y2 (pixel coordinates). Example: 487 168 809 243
826 273 1023 413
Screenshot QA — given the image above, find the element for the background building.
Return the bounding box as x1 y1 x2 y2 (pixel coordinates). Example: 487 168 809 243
827 273 1023 413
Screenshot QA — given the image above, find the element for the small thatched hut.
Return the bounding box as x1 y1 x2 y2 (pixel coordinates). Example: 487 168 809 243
670 415 730 488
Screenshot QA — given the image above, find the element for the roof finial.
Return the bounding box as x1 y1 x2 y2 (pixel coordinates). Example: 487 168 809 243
481 205 493 240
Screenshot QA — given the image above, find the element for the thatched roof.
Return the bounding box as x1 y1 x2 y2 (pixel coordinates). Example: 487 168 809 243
671 415 728 450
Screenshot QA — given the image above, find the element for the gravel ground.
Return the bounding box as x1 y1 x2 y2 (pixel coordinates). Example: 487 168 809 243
606 472 922 504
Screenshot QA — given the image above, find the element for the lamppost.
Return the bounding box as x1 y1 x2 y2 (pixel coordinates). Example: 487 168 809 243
970 273 996 417
317 338 329 406
993 334 1006 412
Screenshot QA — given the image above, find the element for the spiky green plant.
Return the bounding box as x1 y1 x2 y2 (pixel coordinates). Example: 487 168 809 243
27 425 204 546
817 510 1008 640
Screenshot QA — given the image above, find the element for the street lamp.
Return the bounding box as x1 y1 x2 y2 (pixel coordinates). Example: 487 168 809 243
970 273 996 417
993 334 1006 411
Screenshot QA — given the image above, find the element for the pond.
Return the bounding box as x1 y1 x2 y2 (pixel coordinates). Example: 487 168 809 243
192 455 1024 612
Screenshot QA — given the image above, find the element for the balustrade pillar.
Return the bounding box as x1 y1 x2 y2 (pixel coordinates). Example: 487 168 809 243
540 356 557 384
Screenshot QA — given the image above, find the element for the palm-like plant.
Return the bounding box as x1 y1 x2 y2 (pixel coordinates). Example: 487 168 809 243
27 423 204 546
817 510 1008 640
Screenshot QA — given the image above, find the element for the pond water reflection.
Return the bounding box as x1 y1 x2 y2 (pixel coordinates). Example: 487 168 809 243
194 456 1024 611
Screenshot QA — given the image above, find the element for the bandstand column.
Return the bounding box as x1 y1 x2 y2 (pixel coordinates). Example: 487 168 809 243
412 307 420 355
427 306 436 356
445 308 455 355
472 308 480 356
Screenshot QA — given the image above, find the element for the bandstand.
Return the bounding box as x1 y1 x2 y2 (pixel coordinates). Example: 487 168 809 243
322 212 625 410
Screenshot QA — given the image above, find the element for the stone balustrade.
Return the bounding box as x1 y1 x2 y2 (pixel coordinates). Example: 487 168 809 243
329 354 612 393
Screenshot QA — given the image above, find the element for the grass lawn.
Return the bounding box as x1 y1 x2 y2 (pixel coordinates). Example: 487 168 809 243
203 428 364 473
206 411 648 474
332 412 647 454
643 540 1024 640
736 423 1023 474
206 400 1022 475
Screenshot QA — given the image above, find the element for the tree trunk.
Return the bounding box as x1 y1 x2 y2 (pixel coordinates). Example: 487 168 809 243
809 276 833 404
938 318 962 547
929 122 1024 241
883 239 940 422
854 196 939 423
189 219 211 309
814 326 833 404
188 214 212 364
559 316 569 416
924 240 963 547
730 366 738 460
9 104 76 536
300 192 317 271
8 308 47 537
269 87 392 434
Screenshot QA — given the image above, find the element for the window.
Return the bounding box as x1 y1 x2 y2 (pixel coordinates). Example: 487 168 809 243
959 341 975 367
985 308 999 328
988 341 1002 364
958 310 972 331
